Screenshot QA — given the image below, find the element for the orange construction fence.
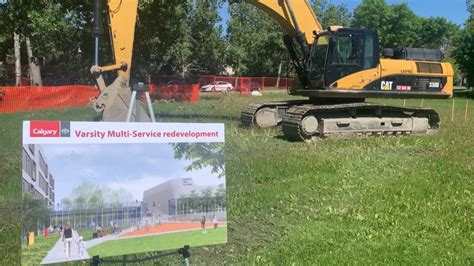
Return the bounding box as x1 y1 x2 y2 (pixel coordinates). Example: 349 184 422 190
0 85 97 113
0 84 200 113
150 83 200 103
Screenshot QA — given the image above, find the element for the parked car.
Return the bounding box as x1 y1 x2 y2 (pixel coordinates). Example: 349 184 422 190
200 81 234 92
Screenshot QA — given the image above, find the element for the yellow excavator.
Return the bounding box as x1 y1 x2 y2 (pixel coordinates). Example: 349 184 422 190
91 0 453 140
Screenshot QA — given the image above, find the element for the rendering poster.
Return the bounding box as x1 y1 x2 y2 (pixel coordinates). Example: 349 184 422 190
21 121 226 264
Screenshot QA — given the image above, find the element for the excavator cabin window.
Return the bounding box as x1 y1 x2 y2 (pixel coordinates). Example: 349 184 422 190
325 29 379 87
308 35 329 89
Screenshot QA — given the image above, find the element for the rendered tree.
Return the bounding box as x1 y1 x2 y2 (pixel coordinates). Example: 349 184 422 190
62 180 133 210
172 143 225 178
22 192 50 234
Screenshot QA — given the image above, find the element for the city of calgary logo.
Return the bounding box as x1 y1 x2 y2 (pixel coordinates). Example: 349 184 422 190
30 121 69 138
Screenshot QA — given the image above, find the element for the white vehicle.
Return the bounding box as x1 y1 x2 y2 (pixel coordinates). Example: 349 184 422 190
200 81 234 92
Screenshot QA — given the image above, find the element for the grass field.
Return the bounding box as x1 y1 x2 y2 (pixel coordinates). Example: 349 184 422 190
77 228 95 242
21 234 60 265
88 227 227 258
1 91 473 264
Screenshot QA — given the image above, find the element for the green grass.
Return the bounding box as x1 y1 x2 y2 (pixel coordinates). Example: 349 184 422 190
21 234 60 265
77 228 95 241
87 227 227 258
1 93 473 265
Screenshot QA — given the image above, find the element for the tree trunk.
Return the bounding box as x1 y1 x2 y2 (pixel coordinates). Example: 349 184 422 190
276 60 283 88
25 37 42 86
14 32 21 86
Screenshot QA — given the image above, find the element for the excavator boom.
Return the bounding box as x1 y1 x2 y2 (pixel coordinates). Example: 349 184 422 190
244 0 323 44
90 0 322 122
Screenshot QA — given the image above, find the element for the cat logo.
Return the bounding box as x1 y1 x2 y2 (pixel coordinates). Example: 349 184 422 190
381 81 393 91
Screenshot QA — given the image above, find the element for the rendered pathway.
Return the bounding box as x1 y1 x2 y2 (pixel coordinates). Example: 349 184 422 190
41 230 90 265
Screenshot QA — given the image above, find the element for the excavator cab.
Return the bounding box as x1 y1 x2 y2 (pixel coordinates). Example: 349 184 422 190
308 28 380 89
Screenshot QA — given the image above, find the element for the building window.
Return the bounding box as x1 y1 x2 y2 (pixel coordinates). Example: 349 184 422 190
22 149 27 171
23 149 36 181
32 161 37 181
39 173 48 195
168 199 177 216
28 144 35 154
22 180 29 193
49 173 54 187
176 196 226 215
39 152 48 176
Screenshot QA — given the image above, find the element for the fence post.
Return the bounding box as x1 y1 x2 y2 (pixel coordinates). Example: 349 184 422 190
451 98 455 123
213 76 216 96
464 99 469 123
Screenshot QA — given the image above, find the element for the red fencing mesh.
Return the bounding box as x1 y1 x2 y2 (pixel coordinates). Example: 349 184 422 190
150 84 200 102
0 85 98 113
0 75 291 113
0 84 201 113
198 75 292 92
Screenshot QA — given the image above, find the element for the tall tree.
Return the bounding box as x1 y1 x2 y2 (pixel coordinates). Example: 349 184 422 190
385 3 421 47
417 17 460 50
55 0 97 84
453 2 474 88
353 0 391 46
133 0 193 79
13 32 21 85
311 0 352 29
187 0 226 75
0 3 9 84
354 0 421 48
2 0 90 86
226 2 289 76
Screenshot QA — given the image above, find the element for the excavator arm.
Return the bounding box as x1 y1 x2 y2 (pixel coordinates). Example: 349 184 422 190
241 0 322 44
91 0 322 121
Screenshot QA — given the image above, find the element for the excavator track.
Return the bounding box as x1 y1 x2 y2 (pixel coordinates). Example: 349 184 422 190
240 100 309 128
281 103 440 141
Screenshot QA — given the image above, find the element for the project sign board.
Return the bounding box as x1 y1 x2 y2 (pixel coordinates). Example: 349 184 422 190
21 121 227 264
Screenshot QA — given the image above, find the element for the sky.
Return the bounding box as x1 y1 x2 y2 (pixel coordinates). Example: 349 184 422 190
40 143 225 204
219 0 470 27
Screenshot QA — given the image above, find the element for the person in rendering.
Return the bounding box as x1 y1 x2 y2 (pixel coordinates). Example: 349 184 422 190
201 216 207 234
62 222 74 259
212 215 218 229
76 236 86 257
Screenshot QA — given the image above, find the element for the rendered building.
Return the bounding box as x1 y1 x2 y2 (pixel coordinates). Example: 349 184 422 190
22 144 55 206
142 178 225 217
